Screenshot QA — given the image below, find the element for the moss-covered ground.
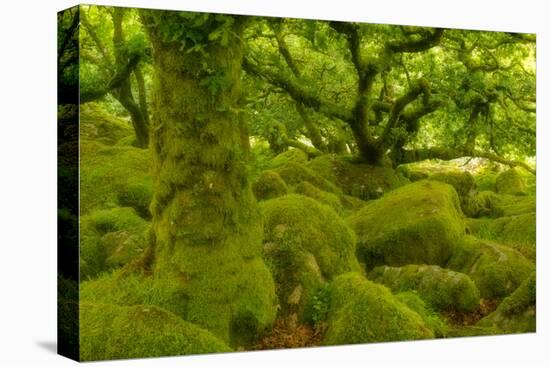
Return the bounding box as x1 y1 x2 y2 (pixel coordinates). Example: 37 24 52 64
78 116 536 358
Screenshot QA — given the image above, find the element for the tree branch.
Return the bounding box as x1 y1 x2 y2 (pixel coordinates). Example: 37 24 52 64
386 28 444 53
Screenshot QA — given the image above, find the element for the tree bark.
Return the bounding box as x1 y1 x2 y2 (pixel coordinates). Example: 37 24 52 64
142 13 276 345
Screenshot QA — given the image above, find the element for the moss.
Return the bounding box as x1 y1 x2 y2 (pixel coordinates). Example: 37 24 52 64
348 180 465 269
395 292 448 338
80 207 149 280
466 213 536 260
477 272 536 333
80 103 133 145
252 170 288 201
274 162 341 194
339 194 368 211
446 236 534 299
491 194 535 217
463 191 498 218
80 140 152 216
270 148 308 168
369 265 480 312
260 194 360 319
79 303 231 361
474 170 497 192
294 181 343 214
495 168 526 195
307 154 409 200
429 170 476 203
323 273 434 345
446 325 499 338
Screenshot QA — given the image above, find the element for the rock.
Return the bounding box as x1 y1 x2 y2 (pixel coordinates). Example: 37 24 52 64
495 168 526 195
446 236 534 299
294 181 343 214
79 303 231 361
478 272 536 333
260 194 360 320
307 154 409 200
323 273 434 345
348 180 465 269
252 170 288 201
369 264 480 312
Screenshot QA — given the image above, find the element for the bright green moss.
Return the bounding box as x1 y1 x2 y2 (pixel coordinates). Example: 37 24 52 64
395 292 448 338
79 303 231 361
80 140 153 216
369 264 480 312
323 273 434 345
348 180 465 269
474 170 498 192
495 168 526 195
477 272 536 333
270 148 308 168
260 194 360 319
80 207 149 280
274 162 341 194
307 154 409 200
491 194 536 217
446 236 534 299
252 170 288 201
80 103 133 145
466 213 536 260
463 191 498 218
294 181 343 214
429 170 476 203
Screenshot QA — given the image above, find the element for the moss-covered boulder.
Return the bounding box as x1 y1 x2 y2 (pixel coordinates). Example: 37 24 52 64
474 170 498 192
463 190 498 218
80 140 152 216
323 273 434 345
466 191 535 218
447 236 534 299
428 170 476 204
274 162 341 194
252 170 288 201
395 292 448 338
80 303 231 361
270 148 308 168
477 272 536 333
294 181 343 214
260 194 360 320
80 207 149 280
80 103 133 145
307 154 409 200
369 265 480 312
348 180 465 269
466 213 536 260
495 168 526 195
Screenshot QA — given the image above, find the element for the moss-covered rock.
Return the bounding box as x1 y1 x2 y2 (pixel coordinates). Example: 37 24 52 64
80 103 133 145
80 140 152 216
307 154 409 200
477 272 536 333
80 303 231 361
446 236 534 299
80 207 149 280
260 194 360 320
369 265 480 312
274 162 341 194
323 273 434 345
252 170 288 201
395 292 448 338
429 170 476 203
463 191 499 218
348 180 465 269
474 170 498 192
294 181 343 214
270 148 308 168
495 168 526 195
466 213 536 260
466 191 535 218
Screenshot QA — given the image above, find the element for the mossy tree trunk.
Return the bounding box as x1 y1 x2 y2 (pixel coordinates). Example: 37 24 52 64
142 12 276 346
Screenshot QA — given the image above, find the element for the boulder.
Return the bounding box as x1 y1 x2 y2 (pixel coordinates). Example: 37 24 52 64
260 194 360 319
369 264 480 312
323 273 434 345
80 303 231 361
446 236 534 299
495 168 526 195
348 180 465 269
252 170 288 201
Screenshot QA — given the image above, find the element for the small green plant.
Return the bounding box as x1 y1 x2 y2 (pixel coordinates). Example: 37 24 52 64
310 286 331 325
